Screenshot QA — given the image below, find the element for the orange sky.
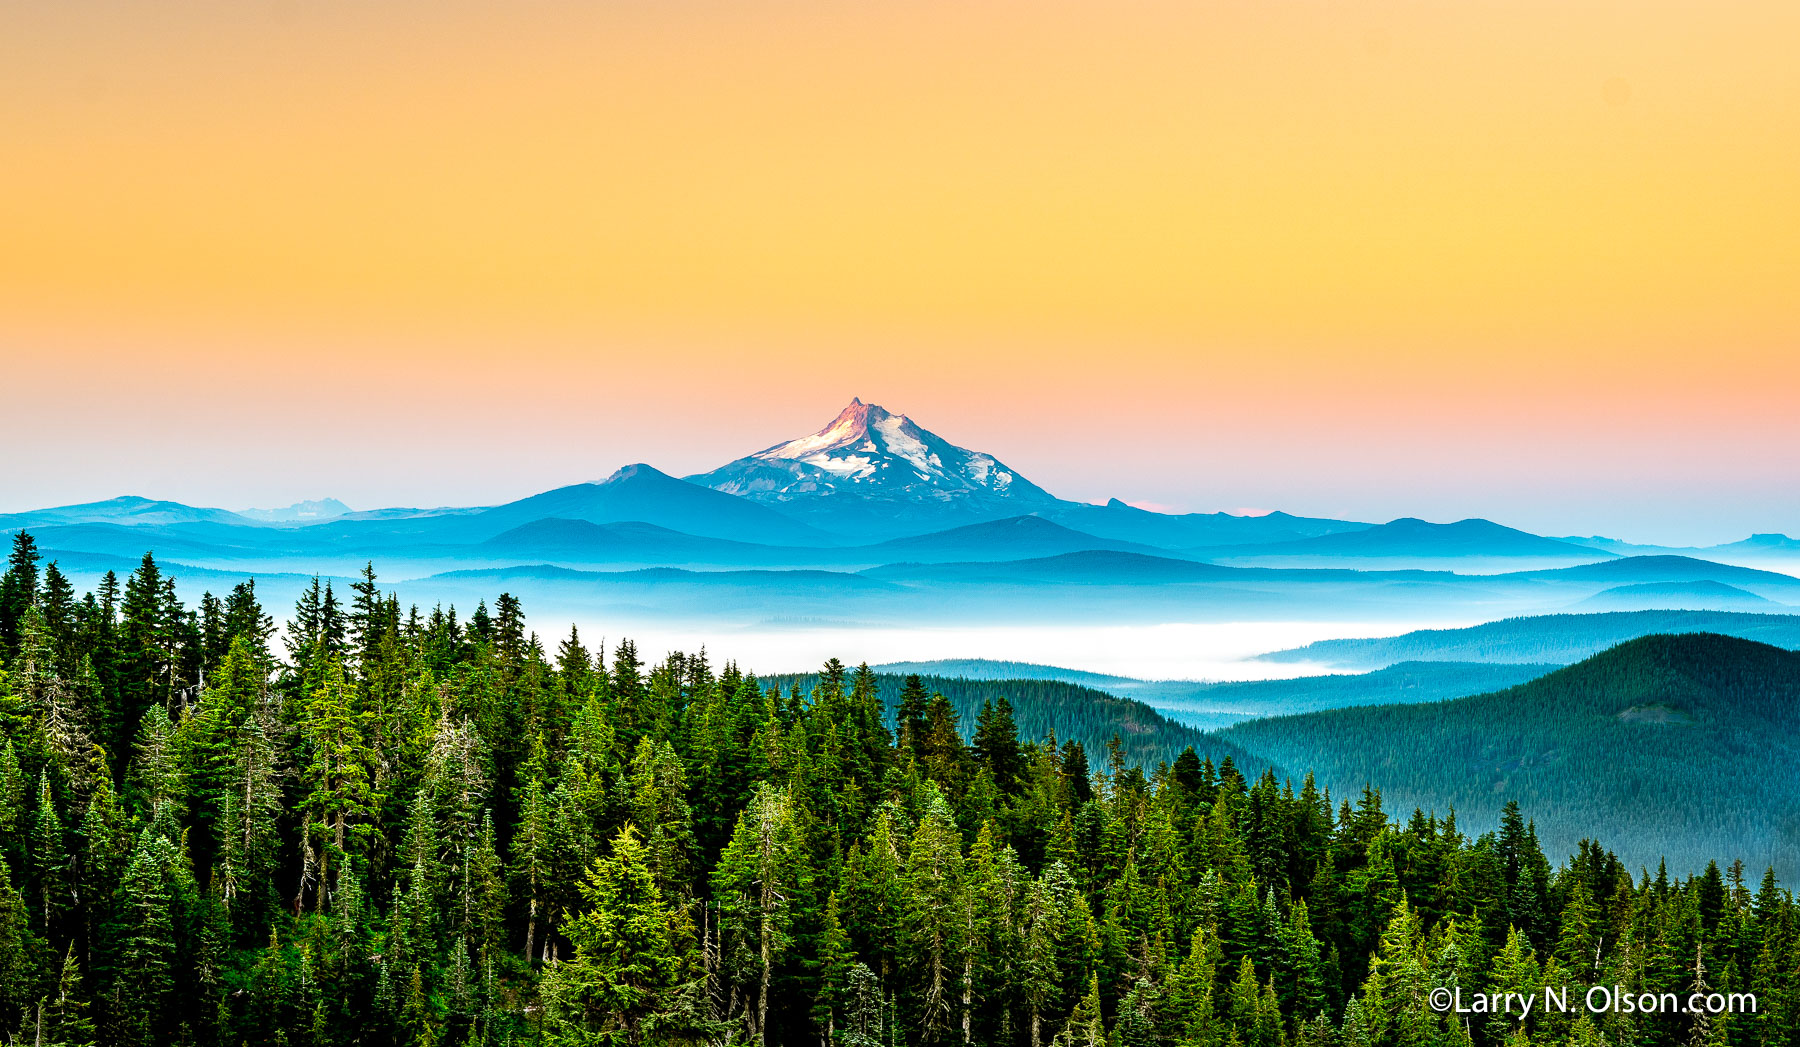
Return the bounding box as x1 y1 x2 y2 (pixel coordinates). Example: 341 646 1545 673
2 0 1796 542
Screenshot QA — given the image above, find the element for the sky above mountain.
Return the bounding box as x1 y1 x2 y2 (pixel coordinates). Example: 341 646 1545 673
2 1 1797 544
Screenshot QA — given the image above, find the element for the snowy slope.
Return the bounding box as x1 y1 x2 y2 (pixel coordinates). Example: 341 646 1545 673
686 399 1057 536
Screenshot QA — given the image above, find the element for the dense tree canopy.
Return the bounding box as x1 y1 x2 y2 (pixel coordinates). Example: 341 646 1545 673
0 533 1794 1047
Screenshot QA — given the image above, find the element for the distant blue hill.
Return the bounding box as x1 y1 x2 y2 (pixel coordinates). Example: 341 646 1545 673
1260 609 1800 669
237 498 352 523
871 658 1137 687
1202 517 1613 561
1717 533 1800 553
0 495 250 529
861 549 1243 585
478 514 1165 567
25 523 277 561
864 515 1166 561
481 518 789 563
1575 580 1780 612
1039 500 1371 549
463 464 834 546
1510 554 1800 591
414 562 904 601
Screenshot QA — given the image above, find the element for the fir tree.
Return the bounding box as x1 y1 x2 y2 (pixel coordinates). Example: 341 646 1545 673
542 824 717 1046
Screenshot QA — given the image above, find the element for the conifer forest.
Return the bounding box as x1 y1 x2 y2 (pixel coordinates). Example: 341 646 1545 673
0 534 1796 1047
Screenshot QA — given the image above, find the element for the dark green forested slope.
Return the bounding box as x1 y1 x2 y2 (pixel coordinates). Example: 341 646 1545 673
1224 634 1800 877
2 533 1800 1047
765 670 1267 770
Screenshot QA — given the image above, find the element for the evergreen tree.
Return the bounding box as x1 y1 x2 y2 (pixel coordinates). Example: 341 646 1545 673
713 782 810 1045
30 771 70 934
0 855 46 1041
906 784 967 1043
973 697 1026 793
37 944 98 1047
542 824 717 1046
0 531 42 658
112 834 180 1047
815 891 856 1044
295 654 376 912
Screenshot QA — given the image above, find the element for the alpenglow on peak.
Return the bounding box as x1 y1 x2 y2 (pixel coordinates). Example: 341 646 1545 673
684 398 1057 532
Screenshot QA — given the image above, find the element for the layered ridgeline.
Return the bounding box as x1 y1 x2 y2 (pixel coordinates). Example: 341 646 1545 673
12 398 1800 634
2 541 1799 1047
1264 609 1800 669
1225 634 1800 875
5 397 1666 560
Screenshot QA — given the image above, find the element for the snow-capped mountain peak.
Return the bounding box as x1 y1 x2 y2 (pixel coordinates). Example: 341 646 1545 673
685 399 1056 534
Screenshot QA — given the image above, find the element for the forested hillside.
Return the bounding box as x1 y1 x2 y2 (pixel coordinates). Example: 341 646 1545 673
1225 634 1800 877
1 534 1798 1047
763 671 1258 769
1134 663 1560 728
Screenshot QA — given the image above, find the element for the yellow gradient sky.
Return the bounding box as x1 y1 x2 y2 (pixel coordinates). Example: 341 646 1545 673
2 0 1796 542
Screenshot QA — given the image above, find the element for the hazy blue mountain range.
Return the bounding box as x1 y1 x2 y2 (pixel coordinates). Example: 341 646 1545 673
1040 501 1372 548
1262 609 1800 669
864 514 1169 560
480 514 1172 567
1222 633 1800 877
1506 553 1800 590
873 658 1140 687
21 545 1800 638
452 463 836 545
236 497 353 522
1575 580 1776 611
1197 516 1615 567
6 398 1798 633
1566 531 1800 558
0 495 251 529
5 399 1794 577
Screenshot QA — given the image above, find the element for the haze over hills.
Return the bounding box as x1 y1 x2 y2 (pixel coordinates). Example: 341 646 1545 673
479 518 789 565
1575 580 1779 612
865 515 1168 561
5 397 1793 570
462 463 834 545
1222 633 1800 876
1567 531 1800 558
0 495 251 529
1262 609 1800 669
1508 554 1800 594
1201 516 1614 566
5 397 1800 676
237 497 353 522
1042 502 1372 549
